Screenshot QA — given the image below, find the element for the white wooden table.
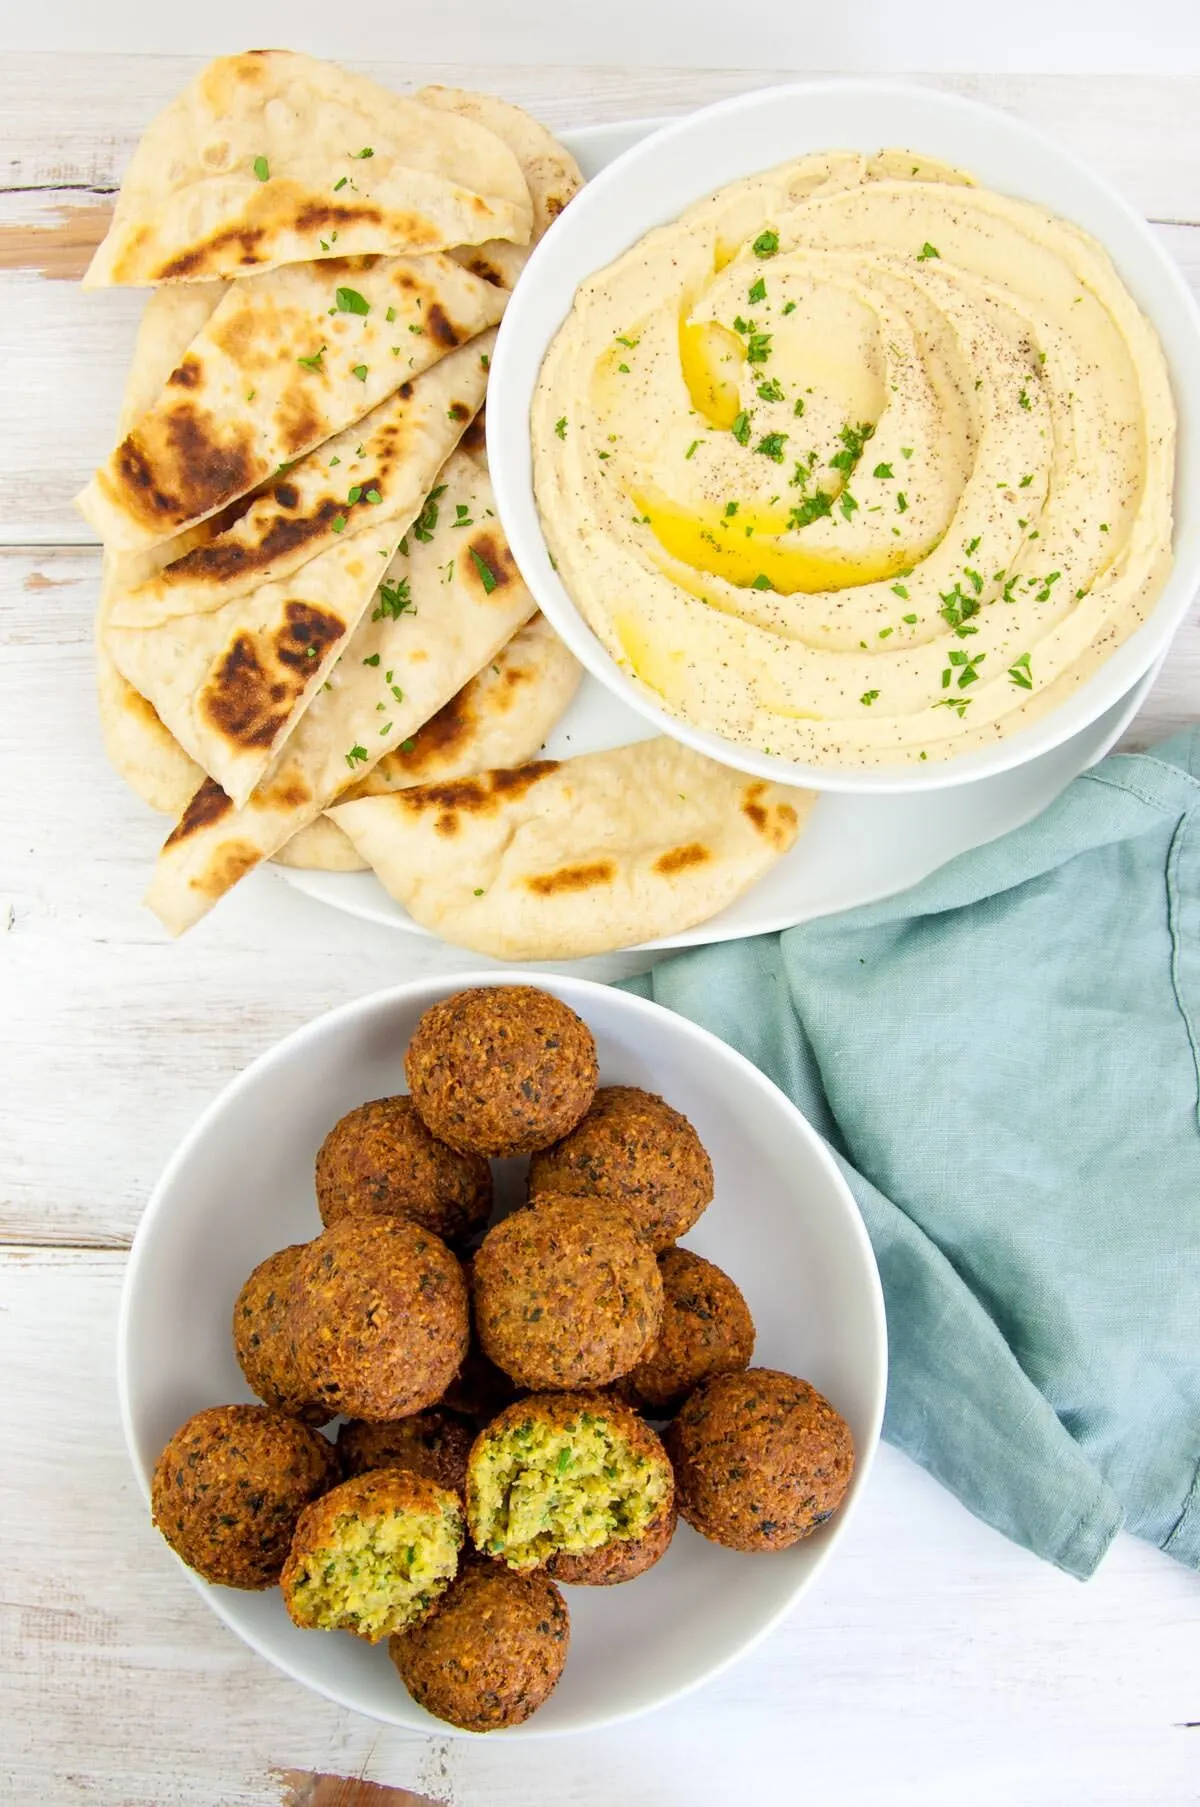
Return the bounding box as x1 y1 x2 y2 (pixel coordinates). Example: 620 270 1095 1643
2 54 1199 1807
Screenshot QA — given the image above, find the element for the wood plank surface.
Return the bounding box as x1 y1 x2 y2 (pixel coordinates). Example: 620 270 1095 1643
3 1248 1197 1807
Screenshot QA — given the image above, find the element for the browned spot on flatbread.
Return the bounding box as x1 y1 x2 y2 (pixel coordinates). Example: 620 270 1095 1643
161 497 347 588
293 202 387 235
272 1766 446 1807
115 406 259 531
396 760 559 833
154 224 267 281
460 411 487 457
465 255 507 287
654 841 711 876
741 782 768 834
546 195 568 221
163 778 233 848
526 860 616 896
276 392 325 457
426 303 462 349
0 202 112 280
167 357 202 389
200 601 344 750
273 481 299 509
197 841 263 897
256 769 313 811
741 783 797 850
464 530 517 597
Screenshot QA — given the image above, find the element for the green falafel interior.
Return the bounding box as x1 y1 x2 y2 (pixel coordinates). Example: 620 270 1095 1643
469 1407 671 1571
287 1492 463 1642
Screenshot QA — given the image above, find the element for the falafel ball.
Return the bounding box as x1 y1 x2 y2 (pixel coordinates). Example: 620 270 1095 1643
618 1248 755 1416
390 1560 569 1732
289 1216 469 1421
151 1403 336 1590
315 1096 492 1243
467 1392 674 1573
231 1244 327 1424
528 1086 713 1249
665 1368 854 1552
545 1496 677 1586
405 987 598 1158
473 1198 663 1390
337 1409 476 1496
282 1467 464 1642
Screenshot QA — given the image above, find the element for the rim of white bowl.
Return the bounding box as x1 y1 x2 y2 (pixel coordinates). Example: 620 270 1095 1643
488 79 1200 795
117 971 888 1738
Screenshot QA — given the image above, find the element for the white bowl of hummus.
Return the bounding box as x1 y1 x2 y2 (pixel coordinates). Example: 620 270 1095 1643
488 82 1200 791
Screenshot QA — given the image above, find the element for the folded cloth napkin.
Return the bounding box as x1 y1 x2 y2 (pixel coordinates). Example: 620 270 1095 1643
621 729 1200 1579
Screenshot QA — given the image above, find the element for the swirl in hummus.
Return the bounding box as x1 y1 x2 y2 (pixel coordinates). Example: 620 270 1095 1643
532 150 1175 767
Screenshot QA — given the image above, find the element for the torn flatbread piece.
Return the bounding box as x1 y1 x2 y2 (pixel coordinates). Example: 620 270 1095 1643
109 333 493 626
84 51 533 287
416 87 583 289
329 739 815 960
78 252 506 552
144 445 538 933
276 612 581 869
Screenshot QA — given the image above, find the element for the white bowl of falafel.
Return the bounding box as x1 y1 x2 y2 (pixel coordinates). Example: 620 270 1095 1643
119 975 886 1736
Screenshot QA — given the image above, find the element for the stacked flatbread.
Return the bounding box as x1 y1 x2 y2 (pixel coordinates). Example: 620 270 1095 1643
85 53 816 956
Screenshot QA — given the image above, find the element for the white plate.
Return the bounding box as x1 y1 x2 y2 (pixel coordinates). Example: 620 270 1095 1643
279 119 1160 952
488 88 1200 794
118 973 887 1736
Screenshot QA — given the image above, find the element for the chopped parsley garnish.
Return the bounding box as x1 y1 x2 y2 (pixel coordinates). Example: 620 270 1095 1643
374 576 413 620
345 744 368 768
745 331 772 364
335 286 370 315
1100 522 1110 532
752 229 779 257
252 155 270 182
363 653 381 666
297 347 325 371
724 501 739 518
1019 473 1034 488
903 612 918 624
333 176 348 192
470 547 498 593
1008 652 1034 690
879 627 893 639
829 420 875 477
873 462 893 479
685 439 699 459
732 314 749 334
939 583 981 636
353 146 374 158
935 696 972 717
351 364 368 381
617 362 630 374
860 689 880 706
782 300 797 315
966 535 981 555
916 241 940 260
409 323 424 335
789 491 833 528
412 484 447 543
616 334 640 348
555 415 567 439
946 649 986 688
839 489 858 519
793 397 805 417
964 567 983 594
366 488 382 505
1018 388 1031 410
755 432 788 462
731 411 752 447
385 306 396 323
892 583 909 599
748 276 767 304
901 445 913 459
331 514 347 533
896 491 909 513
347 485 362 504
751 573 774 590
756 378 784 403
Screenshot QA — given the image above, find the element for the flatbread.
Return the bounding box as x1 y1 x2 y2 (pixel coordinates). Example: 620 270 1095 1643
84 51 533 287
416 87 583 289
145 444 538 933
276 612 581 869
329 739 815 960
96 285 224 816
103 341 492 807
109 334 494 627
78 252 506 552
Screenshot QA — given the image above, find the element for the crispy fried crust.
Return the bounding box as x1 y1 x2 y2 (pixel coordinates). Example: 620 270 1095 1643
405 986 597 1156
231 1244 328 1423
544 1496 677 1585
151 1403 336 1589
472 1198 662 1389
289 1215 469 1420
337 1409 476 1495
390 1560 569 1731
617 1248 754 1416
315 1096 493 1242
529 1086 713 1248
664 1369 855 1552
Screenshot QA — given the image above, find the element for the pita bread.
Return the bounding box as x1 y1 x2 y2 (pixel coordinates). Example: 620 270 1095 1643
329 739 815 960
78 252 506 553
144 444 538 933
109 334 494 627
96 286 224 815
416 87 583 289
276 613 581 869
84 51 533 287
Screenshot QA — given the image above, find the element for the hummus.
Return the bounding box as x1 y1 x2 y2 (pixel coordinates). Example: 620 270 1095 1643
532 151 1175 767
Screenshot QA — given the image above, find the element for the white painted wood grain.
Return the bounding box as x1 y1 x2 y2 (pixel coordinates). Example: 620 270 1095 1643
2 1249 1197 1807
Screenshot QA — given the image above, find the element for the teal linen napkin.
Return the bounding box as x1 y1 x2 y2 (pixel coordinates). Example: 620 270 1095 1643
621 729 1200 1579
